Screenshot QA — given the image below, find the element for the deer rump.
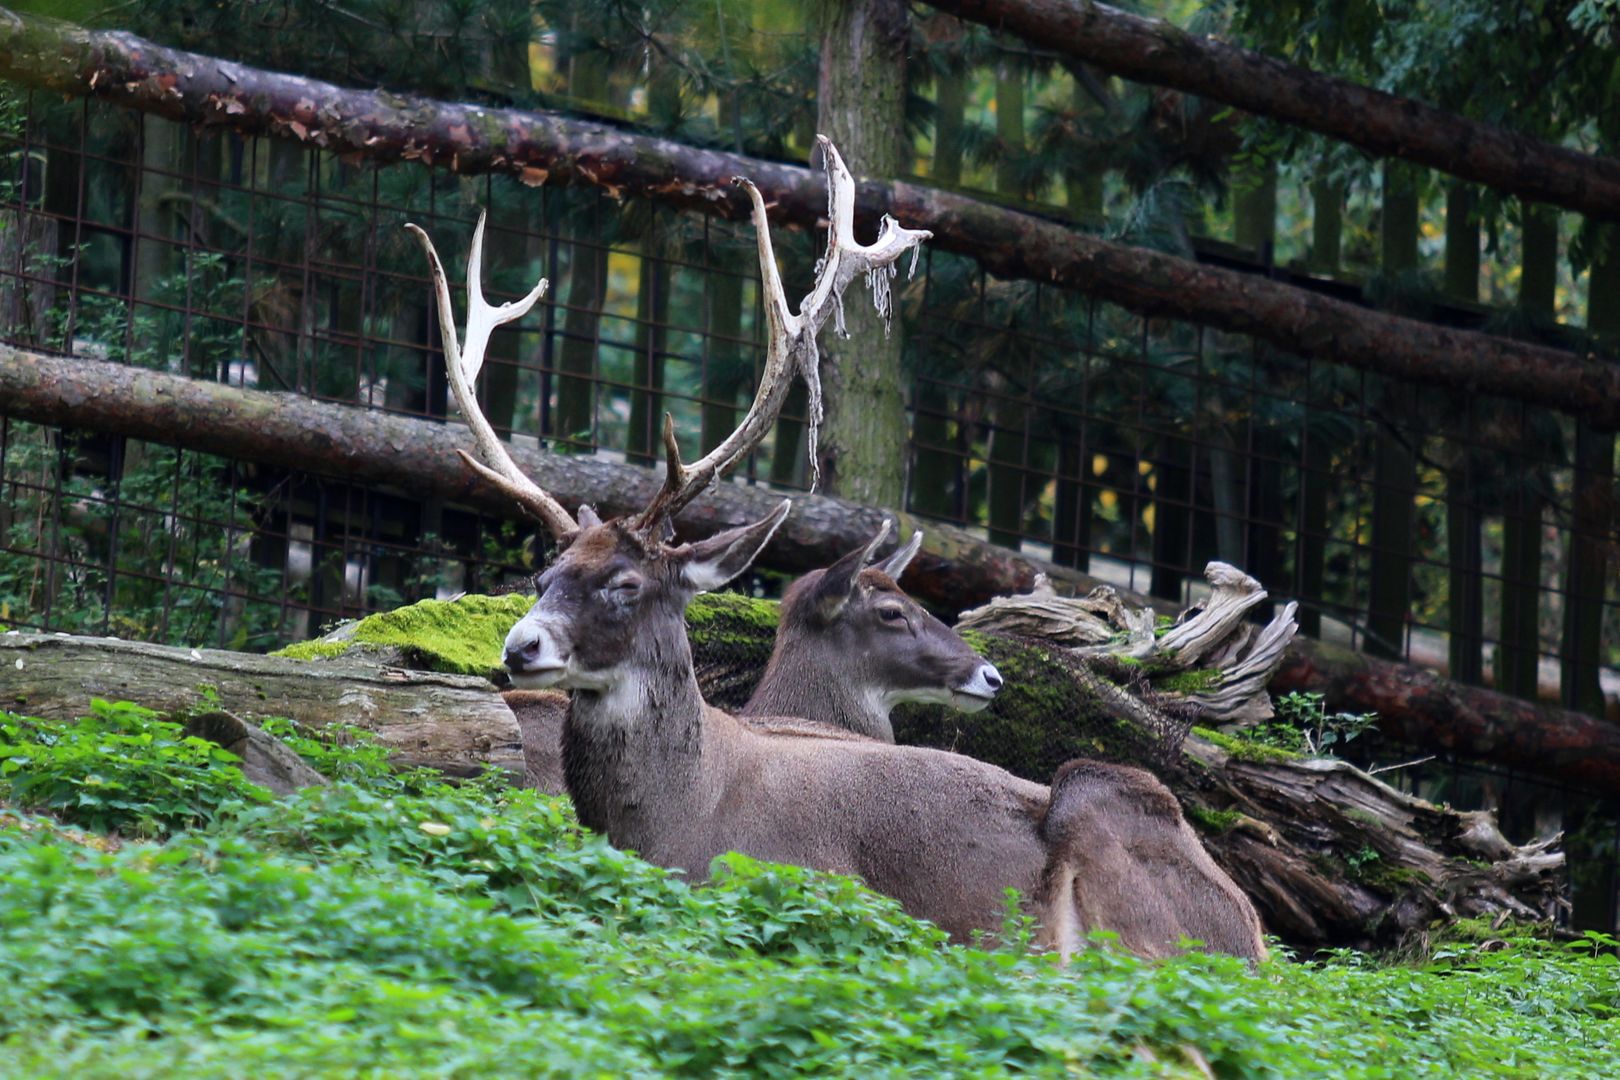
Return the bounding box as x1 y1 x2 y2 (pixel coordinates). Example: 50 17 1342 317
413 138 1264 962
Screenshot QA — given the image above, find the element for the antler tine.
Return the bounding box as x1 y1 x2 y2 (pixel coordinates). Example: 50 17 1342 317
405 213 578 541
632 139 931 536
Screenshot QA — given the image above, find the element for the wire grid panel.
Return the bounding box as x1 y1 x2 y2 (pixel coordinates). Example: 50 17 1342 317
0 97 1615 722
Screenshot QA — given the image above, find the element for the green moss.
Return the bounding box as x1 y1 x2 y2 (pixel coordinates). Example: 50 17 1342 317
1192 725 1303 763
1185 804 1243 834
273 640 353 662
686 592 780 644
899 630 1139 780
1155 667 1222 694
273 594 535 678
1361 865 1432 892
273 592 786 684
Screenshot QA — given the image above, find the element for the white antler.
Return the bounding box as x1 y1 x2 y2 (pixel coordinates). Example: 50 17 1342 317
405 213 579 541
636 135 932 532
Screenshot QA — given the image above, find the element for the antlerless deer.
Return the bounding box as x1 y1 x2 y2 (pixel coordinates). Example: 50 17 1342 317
406 139 1266 961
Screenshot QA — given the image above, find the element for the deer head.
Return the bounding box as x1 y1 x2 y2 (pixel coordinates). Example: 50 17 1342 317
405 137 931 695
747 522 1002 740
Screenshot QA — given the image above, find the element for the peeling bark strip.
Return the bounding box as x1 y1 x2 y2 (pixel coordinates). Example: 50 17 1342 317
3 344 1617 792
923 0 1620 223
2 8 1617 426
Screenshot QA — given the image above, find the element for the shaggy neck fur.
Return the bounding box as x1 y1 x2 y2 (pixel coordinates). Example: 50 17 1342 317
560 598 710 848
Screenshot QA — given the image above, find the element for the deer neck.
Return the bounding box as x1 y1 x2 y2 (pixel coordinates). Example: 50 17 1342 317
744 636 894 742
560 618 715 851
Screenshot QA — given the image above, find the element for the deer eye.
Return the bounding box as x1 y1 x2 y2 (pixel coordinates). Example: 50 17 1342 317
877 604 906 624
606 572 643 597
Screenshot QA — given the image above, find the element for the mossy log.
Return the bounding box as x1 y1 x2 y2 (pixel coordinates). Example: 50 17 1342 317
0 630 524 780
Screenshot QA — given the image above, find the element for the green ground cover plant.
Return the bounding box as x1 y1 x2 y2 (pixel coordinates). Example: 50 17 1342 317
0 703 1615 1077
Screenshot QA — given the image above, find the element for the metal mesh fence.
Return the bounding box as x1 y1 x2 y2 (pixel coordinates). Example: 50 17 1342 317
2 94 1615 709
1 92 1616 929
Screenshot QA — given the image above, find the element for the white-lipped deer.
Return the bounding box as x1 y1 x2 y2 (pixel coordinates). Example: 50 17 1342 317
408 139 1265 960
507 521 1000 789
739 520 1002 742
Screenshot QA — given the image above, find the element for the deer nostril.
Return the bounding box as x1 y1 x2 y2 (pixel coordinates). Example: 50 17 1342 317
981 664 1003 692
504 639 540 670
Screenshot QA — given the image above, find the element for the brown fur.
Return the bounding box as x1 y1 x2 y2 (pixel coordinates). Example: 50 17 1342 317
510 514 1267 960
1036 760 1266 960
502 689 567 795
744 565 995 741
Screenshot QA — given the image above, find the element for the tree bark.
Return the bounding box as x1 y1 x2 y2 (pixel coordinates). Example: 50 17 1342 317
814 0 909 506
4 8 1617 427
1443 182 1484 685
0 632 523 779
1366 166 1420 661
1564 231 1618 715
1497 205 1558 699
916 0 1620 223
985 64 1029 549
4 343 1617 790
0 344 1046 609
1273 638 1620 792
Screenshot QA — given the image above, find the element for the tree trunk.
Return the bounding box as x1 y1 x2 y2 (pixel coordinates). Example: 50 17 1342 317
700 262 744 456
1309 178 1342 274
12 9 1616 425
625 65 681 466
910 66 969 519
915 0 1620 222
1497 205 1558 699
553 51 612 450
1273 637 1620 791
1443 183 1480 302
1563 231 1618 715
0 632 523 779
1233 158 1276 261
5 343 1618 790
814 0 909 506
1444 183 1484 684
985 64 1029 549
1366 164 1420 660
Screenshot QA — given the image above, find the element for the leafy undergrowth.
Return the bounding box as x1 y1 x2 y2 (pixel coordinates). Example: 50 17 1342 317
1 705 1617 1078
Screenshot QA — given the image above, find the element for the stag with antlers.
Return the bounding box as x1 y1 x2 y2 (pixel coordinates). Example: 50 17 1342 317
407 138 1265 960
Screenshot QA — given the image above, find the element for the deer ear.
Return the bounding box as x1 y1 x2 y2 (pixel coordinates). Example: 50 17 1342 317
576 503 603 529
811 520 891 621
875 528 923 581
676 499 792 593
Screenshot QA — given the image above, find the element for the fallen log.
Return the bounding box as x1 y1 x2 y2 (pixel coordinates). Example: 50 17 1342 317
2 8 1616 423
0 630 522 779
0 345 1046 609
3 344 1614 791
1273 640 1620 794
